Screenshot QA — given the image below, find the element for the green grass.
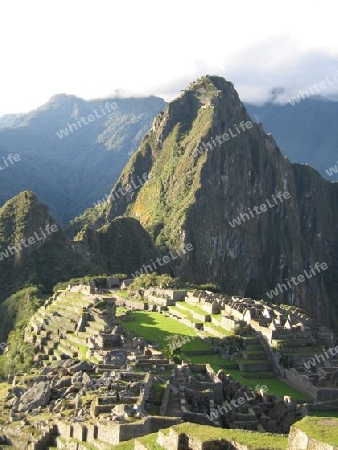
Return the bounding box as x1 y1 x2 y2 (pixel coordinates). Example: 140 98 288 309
171 423 288 449
78 344 87 360
178 301 210 315
183 353 307 400
168 306 203 324
120 311 198 348
136 432 165 449
294 416 338 445
116 306 128 316
120 311 307 400
150 382 166 415
116 290 130 299
110 439 135 449
204 322 233 336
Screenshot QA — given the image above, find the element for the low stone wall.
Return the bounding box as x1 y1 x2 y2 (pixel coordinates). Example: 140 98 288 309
145 289 186 301
1 419 57 449
146 295 176 306
221 316 239 331
288 425 338 450
204 325 225 338
157 427 253 450
285 369 317 399
115 296 148 310
67 284 95 295
137 373 152 410
191 311 211 322
238 362 271 372
317 388 338 402
256 330 284 377
181 318 203 330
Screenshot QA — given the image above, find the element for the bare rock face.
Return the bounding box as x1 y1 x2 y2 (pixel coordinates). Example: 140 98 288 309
18 381 51 413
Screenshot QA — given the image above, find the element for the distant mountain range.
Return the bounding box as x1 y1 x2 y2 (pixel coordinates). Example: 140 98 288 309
245 98 338 181
1 91 337 230
0 94 165 224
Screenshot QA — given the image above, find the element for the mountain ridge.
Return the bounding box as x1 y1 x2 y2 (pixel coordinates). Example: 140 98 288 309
79 75 338 329
0 94 166 223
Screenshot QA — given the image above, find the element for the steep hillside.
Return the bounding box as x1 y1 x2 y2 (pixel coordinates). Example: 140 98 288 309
0 191 100 301
74 216 157 275
0 94 165 223
93 76 338 329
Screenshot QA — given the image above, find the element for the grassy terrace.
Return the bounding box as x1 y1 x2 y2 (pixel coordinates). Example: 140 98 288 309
182 352 306 399
119 311 307 400
105 422 288 449
205 321 233 336
167 305 203 324
167 423 288 449
177 301 210 315
294 416 338 445
120 311 197 348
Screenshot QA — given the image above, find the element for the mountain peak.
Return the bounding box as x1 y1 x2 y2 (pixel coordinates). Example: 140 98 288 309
48 93 79 104
100 75 338 328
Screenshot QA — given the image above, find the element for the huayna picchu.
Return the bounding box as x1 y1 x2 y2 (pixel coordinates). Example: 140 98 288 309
77 76 338 331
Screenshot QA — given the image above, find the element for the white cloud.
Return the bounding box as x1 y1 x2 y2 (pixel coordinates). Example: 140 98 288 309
1 0 338 115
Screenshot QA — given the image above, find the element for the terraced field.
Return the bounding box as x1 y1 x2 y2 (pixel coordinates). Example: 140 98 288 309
119 307 307 400
24 290 108 365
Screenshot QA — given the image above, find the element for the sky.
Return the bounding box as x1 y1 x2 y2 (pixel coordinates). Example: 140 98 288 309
1 0 338 116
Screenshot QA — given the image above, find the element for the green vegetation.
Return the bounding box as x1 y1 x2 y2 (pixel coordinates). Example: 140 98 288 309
183 352 306 400
126 101 214 250
120 310 306 400
0 286 45 344
0 192 102 302
128 273 178 290
294 416 338 445
0 286 46 378
136 433 164 449
170 422 288 449
67 205 103 237
120 311 196 348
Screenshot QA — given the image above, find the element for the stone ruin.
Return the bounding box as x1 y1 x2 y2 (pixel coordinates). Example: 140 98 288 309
2 283 337 448
161 363 304 434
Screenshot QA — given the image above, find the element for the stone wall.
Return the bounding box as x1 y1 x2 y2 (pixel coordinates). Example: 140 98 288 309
221 316 239 331
159 381 171 416
114 295 148 310
157 427 253 450
287 425 338 450
97 334 122 348
285 369 318 399
67 284 95 295
316 388 338 402
137 373 152 410
146 294 176 306
256 330 285 377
